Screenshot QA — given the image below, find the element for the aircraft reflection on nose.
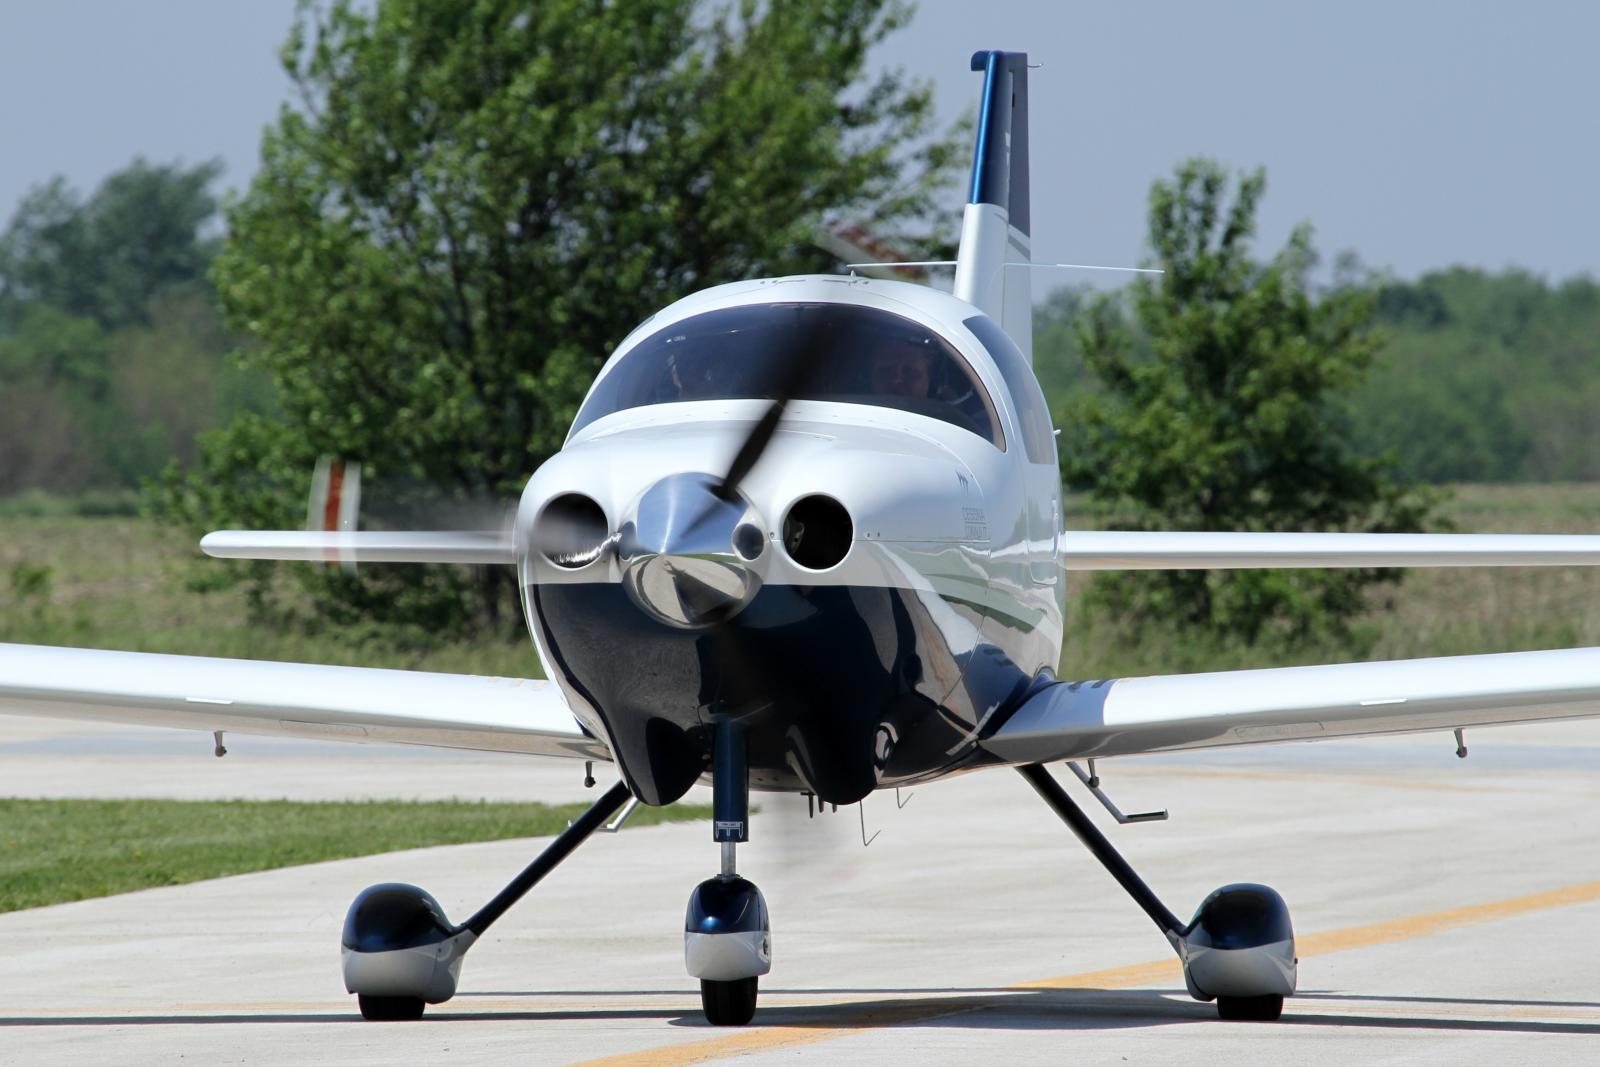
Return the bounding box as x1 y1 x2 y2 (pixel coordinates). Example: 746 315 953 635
618 472 767 628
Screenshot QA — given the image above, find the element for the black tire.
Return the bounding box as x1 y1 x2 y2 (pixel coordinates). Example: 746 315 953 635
700 976 758 1026
358 994 426 1021
1217 994 1284 1021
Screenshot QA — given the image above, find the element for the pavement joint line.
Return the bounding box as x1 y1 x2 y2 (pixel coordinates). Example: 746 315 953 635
1136 766 1517 795
571 876 1600 1067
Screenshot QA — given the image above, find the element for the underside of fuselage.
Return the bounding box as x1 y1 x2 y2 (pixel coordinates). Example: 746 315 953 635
530 577 1046 806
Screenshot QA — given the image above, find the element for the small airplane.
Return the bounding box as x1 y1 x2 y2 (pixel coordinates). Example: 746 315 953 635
8 49 1600 1027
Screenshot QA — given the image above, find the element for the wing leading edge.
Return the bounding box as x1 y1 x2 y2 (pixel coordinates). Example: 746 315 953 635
981 646 1600 765
1060 531 1600 571
0 643 606 761
200 530 515 565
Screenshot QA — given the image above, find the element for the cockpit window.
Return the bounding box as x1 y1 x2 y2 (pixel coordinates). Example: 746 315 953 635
964 314 1056 465
570 302 1004 447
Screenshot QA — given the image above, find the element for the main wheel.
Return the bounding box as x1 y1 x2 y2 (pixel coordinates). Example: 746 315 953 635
700 976 758 1025
358 994 426 1021
1217 994 1283 1021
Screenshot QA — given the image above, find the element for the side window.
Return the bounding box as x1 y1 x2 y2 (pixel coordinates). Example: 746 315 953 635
963 315 1055 464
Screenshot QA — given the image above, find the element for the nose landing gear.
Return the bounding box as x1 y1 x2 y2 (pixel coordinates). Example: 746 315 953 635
685 719 771 1025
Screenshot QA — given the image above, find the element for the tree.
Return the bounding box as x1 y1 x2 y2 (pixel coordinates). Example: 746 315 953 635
163 0 964 634
0 300 110 496
1063 159 1437 649
0 160 255 495
1349 268 1600 483
0 160 222 331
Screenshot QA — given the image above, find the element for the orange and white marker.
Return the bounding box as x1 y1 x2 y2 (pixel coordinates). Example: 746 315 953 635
306 456 362 572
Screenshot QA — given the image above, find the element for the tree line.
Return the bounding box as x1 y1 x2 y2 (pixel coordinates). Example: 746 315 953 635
1037 268 1600 490
0 160 271 501
7 169 1591 505
8 165 1592 503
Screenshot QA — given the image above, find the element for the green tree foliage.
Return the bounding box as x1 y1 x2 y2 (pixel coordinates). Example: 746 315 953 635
1061 160 1436 648
164 0 964 634
0 160 222 331
1041 269 1600 490
0 160 265 498
0 303 110 493
1350 268 1600 483
1032 287 1090 410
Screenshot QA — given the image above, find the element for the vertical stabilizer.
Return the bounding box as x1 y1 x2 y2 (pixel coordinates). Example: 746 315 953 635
953 50 1032 362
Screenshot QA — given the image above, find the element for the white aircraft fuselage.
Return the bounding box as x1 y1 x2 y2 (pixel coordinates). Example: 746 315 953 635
518 276 1064 806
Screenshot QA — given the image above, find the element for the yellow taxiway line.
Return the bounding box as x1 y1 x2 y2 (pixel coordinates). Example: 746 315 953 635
573 877 1600 1067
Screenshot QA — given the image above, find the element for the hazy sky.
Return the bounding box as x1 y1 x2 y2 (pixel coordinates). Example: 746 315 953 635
2 1 1595 283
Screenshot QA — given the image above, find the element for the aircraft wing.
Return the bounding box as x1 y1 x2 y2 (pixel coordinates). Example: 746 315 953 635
0 643 606 761
1059 531 1600 570
980 646 1600 765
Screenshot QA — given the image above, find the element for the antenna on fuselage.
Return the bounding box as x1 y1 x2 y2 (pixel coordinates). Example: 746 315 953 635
843 260 1163 276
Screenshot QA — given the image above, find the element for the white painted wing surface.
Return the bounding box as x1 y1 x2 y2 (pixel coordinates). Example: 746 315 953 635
981 647 1600 765
1059 531 1600 570
200 530 516 565
0 643 607 760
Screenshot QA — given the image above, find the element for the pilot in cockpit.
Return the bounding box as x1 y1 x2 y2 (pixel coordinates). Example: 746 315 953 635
868 334 934 398
660 345 718 401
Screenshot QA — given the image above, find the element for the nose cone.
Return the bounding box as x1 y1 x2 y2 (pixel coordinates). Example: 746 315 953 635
619 472 766 628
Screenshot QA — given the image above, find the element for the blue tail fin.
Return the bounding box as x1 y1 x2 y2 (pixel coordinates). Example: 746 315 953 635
953 50 1033 362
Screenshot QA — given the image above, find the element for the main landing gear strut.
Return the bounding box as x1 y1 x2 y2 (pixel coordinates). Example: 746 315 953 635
685 718 772 1025
341 721 770 1026
340 779 632 1021
1018 763 1297 1021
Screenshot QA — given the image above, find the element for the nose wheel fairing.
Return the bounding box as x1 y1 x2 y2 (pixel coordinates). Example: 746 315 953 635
529 580 1019 806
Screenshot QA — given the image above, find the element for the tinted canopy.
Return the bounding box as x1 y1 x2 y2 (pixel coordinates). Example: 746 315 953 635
572 302 1003 446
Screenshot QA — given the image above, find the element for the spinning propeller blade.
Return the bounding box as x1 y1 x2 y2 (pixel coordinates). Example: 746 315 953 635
714 309 829 501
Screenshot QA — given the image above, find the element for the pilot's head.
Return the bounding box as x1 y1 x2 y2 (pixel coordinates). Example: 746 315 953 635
869 336 933 398
665 350 715 399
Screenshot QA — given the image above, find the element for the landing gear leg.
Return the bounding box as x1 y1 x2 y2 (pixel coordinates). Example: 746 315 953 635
342 780 632 1020
686 719 770 1026
1018 763 1296 1021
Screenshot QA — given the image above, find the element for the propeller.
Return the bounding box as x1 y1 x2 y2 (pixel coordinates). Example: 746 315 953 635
713 305 830 502
624 308 832 738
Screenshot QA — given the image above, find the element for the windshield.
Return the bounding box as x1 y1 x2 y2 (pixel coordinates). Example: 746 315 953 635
570 302 1003 447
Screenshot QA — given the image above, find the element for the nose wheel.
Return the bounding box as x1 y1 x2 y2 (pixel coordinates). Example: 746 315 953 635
1217 994 1285 1021
701 975 760 1026
685 720 771 1025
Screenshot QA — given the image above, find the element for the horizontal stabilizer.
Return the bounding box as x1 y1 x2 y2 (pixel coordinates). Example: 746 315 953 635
982 645 1600 765
1060 531 1600 571
201 530 515 565
0 643 605 761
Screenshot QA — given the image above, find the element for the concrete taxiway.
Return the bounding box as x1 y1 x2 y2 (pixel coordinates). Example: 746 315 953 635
1 712 1598 1064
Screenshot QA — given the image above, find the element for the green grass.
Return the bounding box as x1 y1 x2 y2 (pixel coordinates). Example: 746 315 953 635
0 513 540 675
0 797 710 913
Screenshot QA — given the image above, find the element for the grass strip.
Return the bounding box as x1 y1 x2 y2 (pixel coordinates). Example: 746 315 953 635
0 797 709 912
